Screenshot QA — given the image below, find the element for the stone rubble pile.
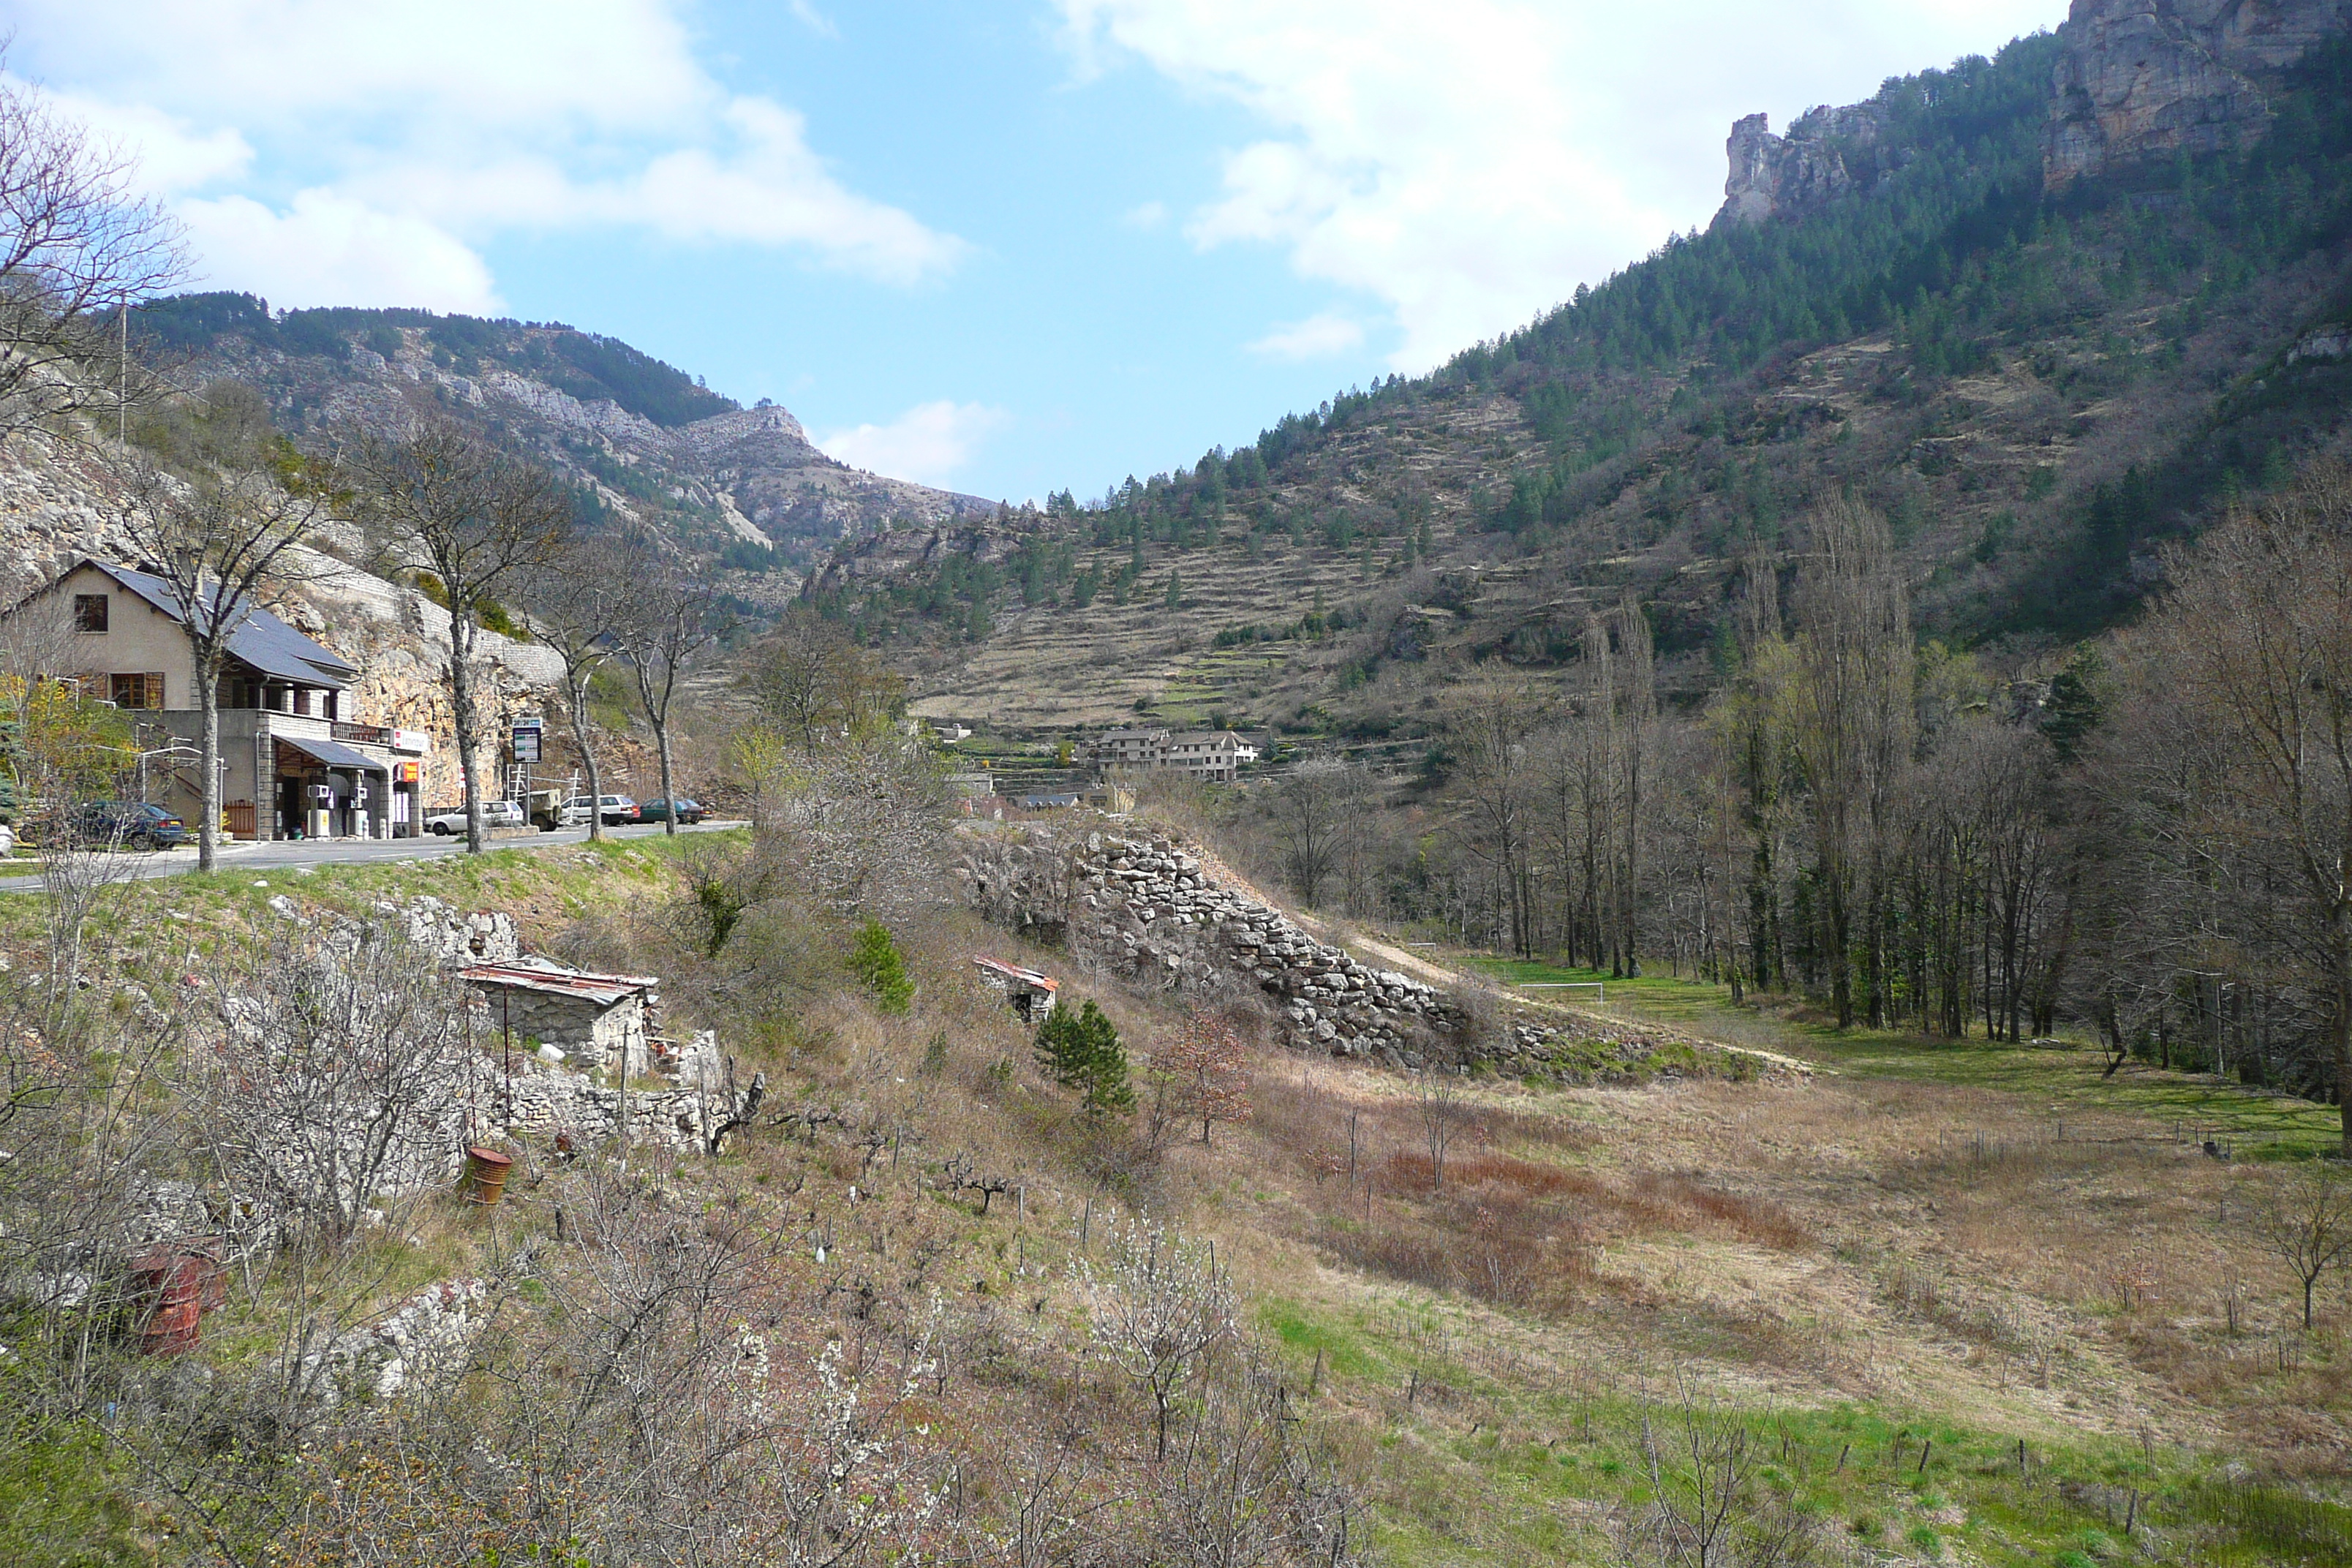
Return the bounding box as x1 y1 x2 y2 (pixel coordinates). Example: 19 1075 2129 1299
961 826 1469 1063
296 1278 491 1407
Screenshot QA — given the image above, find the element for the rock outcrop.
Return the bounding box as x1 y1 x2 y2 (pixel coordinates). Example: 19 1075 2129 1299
1713 102 1889 230
2045 0 2352 187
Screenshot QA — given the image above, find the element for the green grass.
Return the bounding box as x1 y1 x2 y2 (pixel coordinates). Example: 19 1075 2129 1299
1263 1291 2304 1568
1461 955 2344 1160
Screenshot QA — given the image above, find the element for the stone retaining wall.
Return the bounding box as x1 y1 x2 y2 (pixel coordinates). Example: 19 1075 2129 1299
959 825 1471 1065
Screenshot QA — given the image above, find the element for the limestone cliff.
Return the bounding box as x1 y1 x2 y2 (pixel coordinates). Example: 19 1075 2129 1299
2044 0 2352 186
1712 102 1889 230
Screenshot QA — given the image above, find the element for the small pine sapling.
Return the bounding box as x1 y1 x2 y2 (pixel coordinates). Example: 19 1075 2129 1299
1034 999 1134 1117
849 920 914 1014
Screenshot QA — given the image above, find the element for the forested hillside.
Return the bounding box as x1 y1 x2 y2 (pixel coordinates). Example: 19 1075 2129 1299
821 22 2352 732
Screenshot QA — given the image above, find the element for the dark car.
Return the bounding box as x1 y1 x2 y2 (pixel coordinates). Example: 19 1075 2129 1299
74 801 189 849
640 796 706 824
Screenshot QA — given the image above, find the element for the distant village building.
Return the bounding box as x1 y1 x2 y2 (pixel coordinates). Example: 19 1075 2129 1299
1091 726 1169 771
27 558 429 840
1086 725 1260 784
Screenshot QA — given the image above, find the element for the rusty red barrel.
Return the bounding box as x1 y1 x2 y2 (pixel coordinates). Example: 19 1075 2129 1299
465 1146 515 1206
130 1250 207 1357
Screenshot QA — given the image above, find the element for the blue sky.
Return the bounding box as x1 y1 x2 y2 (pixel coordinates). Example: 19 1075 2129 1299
13 1 2059 504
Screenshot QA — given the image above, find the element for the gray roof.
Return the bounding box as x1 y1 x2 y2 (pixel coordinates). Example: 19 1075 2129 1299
276 733 386 773
82 559 357 690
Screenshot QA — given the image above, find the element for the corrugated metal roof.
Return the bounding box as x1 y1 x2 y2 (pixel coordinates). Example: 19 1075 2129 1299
460 959 660 1006
973 955 1058 992
83 560 358 689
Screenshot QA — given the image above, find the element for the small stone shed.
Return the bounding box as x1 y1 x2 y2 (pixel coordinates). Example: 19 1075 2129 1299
462 960 658 1075
973 954 1058 1022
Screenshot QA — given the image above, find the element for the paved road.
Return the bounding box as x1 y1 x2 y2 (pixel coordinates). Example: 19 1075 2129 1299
0 819 746 894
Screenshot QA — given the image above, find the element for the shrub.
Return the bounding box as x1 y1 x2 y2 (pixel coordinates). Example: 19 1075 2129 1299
1035 999 1134 1117
849 920 914 1014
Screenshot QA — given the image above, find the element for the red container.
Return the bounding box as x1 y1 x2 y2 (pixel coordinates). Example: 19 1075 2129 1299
465 1146 515 1206
129 1251 207 1357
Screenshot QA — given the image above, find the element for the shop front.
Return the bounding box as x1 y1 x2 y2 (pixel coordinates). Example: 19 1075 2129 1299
271 734 391 840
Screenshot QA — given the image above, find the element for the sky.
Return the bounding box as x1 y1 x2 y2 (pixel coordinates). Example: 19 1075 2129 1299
10 1 2062 505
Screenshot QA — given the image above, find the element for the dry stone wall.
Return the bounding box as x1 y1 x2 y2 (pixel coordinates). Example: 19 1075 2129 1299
959 825 1472 1066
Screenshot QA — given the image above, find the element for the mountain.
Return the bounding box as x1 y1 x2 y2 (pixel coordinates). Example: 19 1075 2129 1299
128 295 995 609
813 0 2352 742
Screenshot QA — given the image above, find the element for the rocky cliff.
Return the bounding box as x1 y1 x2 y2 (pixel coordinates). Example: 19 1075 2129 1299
1713 102 1891 229
1714 0 2352 227
2045 0 2352 186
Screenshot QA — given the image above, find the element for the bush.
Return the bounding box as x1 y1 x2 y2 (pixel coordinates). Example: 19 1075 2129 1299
849 920 914 1014
1035 999 1134 1117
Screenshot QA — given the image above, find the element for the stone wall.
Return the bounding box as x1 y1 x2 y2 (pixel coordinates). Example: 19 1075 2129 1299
958 824 1472 1066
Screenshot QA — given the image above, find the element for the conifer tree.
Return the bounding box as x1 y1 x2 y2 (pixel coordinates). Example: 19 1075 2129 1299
1035 999 1133 1117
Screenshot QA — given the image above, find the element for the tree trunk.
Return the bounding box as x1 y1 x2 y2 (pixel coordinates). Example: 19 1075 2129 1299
2337 912 2352 1160
655 720 678 837
570 668 604 844
197 651 223 873
448 621 486 855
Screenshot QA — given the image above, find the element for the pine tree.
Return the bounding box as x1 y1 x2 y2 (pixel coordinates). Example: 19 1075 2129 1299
849 921 913 1014
1035 1000 1134 1117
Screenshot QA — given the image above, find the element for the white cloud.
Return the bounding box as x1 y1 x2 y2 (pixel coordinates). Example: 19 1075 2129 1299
789 1 840 37
820 402 1011 487
1247 312 1363 361
8 0 964 307
177 192 502 314
1057 0 2062 369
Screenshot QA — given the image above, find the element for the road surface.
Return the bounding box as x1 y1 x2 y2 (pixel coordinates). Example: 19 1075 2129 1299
0 819 745 894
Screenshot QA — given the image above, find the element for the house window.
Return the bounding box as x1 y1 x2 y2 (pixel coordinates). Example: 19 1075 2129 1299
73 593 108 633
292 689 310 716
110 672 163 710
323 690 339 720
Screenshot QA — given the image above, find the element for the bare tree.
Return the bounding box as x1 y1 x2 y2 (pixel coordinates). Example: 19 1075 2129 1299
618 546 721 836
189 919 477 1247
516 540 626 843
109 437 323 871
1630 1387 1814 1568
1270 755 1359 906
343 424 570 853
1413 1068 1467 1194
0 67 188 440
745 611 904 751
1074 1219 1238 1461
2141 465 2352 1153
1788 497 1912 1028
2250 1162 2352 1331
1451 680 1542 957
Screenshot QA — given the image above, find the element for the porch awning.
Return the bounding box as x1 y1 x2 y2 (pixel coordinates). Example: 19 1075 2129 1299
276 734 388 774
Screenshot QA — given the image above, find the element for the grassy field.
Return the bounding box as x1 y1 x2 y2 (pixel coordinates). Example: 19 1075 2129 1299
1466 956 2345 1161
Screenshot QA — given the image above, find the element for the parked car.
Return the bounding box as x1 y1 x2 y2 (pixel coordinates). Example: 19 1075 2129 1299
422 799 525 835
640 796 706 824
560 794 641 826
73 801 189 848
